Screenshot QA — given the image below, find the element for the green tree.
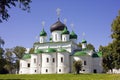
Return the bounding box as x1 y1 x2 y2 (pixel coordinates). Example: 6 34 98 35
87 43 95 51
100 11 120 73
12 46 26 73
73 60 82 74
13 46 26 59
0 0 32 22
29 48 34 54
78 42 95 51
4 48 15 73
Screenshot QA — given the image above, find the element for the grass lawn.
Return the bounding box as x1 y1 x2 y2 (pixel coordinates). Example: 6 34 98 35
0 74 120 80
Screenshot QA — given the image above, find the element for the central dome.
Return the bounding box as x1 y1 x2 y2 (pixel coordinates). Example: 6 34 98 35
50 20 66 32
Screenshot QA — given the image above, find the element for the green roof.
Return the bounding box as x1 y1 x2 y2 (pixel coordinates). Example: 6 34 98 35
62 27 69 34
82 39 87 43
40 29 47 36
35 49 43 54
92 53 99 58
97 52 102 57
22 54 31 59
58 48 67 52
74 51 87 56
45 48 56 53
92 52 102 58
70 31 77 39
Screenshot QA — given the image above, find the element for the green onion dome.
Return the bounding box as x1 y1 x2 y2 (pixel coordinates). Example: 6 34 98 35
62 27 69 34
45 48 56 53
74 51 87 56
49 37 52 41
40 29 47 36
70 31 77 39
58 48 67 52
22 54 31 59
82 39 87 43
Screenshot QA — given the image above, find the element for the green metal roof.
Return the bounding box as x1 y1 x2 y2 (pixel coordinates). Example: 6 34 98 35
92 52 102 58
70 31 77 39
92 53 99 58
82 39 87 43
40 29 47 36
97 52 102 57
35 49 43 54
74 51 87 56
22 54 31 59
62 27 69 34
45 48 56 53
58 48 67 52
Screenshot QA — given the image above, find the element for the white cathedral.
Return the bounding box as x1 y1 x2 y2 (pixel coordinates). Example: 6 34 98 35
19 9 103 74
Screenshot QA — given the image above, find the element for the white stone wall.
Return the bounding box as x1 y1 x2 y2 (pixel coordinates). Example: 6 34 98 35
70 39 77 43
57 52 70 73
19 59 31 74
62 35 69 42
39 36 47 43
52 31 62 42
30 54 38 74
41 53 56 74
92 58 103 73
82 43 87 49
73 56 92 73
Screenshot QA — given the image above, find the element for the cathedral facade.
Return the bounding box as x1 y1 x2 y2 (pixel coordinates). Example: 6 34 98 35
19 18 103 74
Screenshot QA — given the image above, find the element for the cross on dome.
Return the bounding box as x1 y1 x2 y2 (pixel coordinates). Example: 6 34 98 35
70 23 74 31
82 32 85 39
63 18 67 24
56 8 61 20
41 21 45 28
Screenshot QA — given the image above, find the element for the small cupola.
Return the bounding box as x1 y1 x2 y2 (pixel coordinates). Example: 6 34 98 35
39 28 47 43
70 31 77 39
40 29 47 36
62 27 70 42
62 27 69 34
81 39 87 49
82 39 87 43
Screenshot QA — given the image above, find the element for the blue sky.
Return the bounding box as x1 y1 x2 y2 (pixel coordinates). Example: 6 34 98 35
0 0 120 50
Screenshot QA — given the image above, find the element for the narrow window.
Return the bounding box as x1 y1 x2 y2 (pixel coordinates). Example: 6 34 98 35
47 58 49 63
53 58 55 63
34 58 36 63
84 61 86 65
28 63 30 67
59 69 61 72
40 38 42 43
64 37 66 41
46 69 48 72
61 57 63 63
35 70 36 72
55 34 57 41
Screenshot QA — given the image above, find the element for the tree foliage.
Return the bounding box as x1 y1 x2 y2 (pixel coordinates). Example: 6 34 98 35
87 43 95 51
100 11 120 72
13 46 26 59
78 42 95 51
29 48 34 54
0 0 32 22
73 60 82 74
